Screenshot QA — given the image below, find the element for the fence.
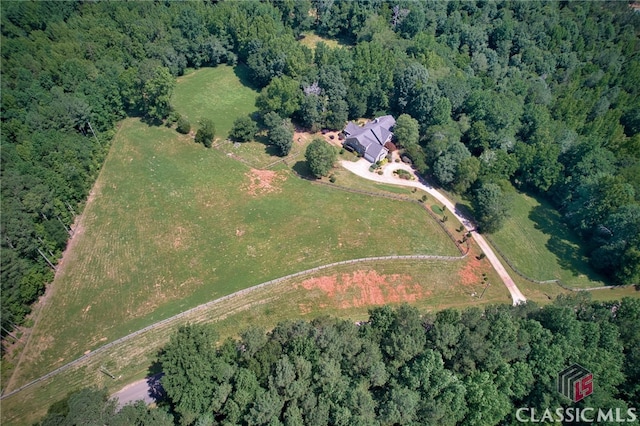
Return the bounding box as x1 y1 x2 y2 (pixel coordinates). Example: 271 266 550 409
0 254 463 400
3 156 474 400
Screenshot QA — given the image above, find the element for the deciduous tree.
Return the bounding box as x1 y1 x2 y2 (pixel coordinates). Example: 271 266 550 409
269 124 294 156
229 116 257 142
305 138 337 178
472 182 511 233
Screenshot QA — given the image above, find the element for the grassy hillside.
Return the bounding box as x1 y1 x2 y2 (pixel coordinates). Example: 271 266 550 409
8 66 460 390
2 255 513 425
488 191 607 289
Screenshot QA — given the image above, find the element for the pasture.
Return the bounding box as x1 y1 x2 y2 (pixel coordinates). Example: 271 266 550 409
8 111 459 391
7 64 632 425
1 256 509 425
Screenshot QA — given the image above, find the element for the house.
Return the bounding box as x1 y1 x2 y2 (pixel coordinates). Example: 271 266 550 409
343 115 396 163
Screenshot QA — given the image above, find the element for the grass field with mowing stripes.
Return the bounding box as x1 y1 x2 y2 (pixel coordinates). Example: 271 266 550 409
7 114 459 393
1 257 509 425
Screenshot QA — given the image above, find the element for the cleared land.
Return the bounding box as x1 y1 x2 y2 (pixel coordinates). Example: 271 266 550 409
8 113 458 391
1 257 509 425
172 65 258 138
298 31 349 50
6 65 635 425
488 191 607 289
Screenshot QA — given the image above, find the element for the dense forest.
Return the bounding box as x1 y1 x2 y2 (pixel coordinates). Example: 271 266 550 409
2 1 640 337
39 296 640 425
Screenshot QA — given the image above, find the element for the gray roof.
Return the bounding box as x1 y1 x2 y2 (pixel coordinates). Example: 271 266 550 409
365 140 388 161
343 115 396 157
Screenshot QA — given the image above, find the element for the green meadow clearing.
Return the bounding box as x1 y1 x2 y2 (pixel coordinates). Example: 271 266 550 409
8 74 459 391
488 191 607 289
172 65 258 138
298 31 350 50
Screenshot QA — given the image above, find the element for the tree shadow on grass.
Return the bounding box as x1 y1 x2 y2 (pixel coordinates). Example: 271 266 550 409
253 133 280 157
292 160 315 179
233 64 260 91
529 203 606 283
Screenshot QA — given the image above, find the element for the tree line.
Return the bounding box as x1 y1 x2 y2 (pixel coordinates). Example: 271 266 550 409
38 296 640 425
2 1 639 340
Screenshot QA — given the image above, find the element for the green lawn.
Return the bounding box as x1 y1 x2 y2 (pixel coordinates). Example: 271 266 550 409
488 191 607 289
172 65 258 138
9 112 458 390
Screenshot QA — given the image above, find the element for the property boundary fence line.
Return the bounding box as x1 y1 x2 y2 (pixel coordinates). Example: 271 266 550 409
2 153 476 400
482 234 635 292
0 254 463 400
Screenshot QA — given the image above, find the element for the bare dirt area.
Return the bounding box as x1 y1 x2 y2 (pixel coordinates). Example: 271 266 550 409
243 169 287 196
297 270 430 309
293 128 313 147
458 255 484 286
293 128 343 149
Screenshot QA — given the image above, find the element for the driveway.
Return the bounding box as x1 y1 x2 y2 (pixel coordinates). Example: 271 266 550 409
341 159 527 305
112 373 164 409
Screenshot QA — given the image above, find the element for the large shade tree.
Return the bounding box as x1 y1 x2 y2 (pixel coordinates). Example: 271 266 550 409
305 138 337 178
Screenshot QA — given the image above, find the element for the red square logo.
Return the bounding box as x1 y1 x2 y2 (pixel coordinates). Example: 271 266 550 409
558 364 593 402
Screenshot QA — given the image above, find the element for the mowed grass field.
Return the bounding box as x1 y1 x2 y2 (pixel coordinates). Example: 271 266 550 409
8 66 460 392
172 65 258 138
2 256 510 425
488 191 607 289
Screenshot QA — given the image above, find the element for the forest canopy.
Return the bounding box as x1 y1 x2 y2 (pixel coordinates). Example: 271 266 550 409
2 0 640 338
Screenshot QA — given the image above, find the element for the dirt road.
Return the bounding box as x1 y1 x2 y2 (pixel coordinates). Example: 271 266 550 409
341 159 527 305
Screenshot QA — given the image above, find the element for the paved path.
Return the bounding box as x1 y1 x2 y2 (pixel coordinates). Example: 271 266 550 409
112 374 163 409
341 159 527 305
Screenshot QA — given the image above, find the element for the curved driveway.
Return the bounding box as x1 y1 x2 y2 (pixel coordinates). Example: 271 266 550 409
341 159 527 305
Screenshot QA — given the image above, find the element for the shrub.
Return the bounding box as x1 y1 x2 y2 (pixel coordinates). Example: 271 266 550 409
195 119 215 148
176 116 191 134
166 111 180 127
329 174 336 183
395 169 412 180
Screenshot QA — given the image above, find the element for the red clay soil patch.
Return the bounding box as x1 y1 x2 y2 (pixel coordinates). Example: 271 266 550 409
458 256 483 286
243 169 286 196
298 270 429 309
